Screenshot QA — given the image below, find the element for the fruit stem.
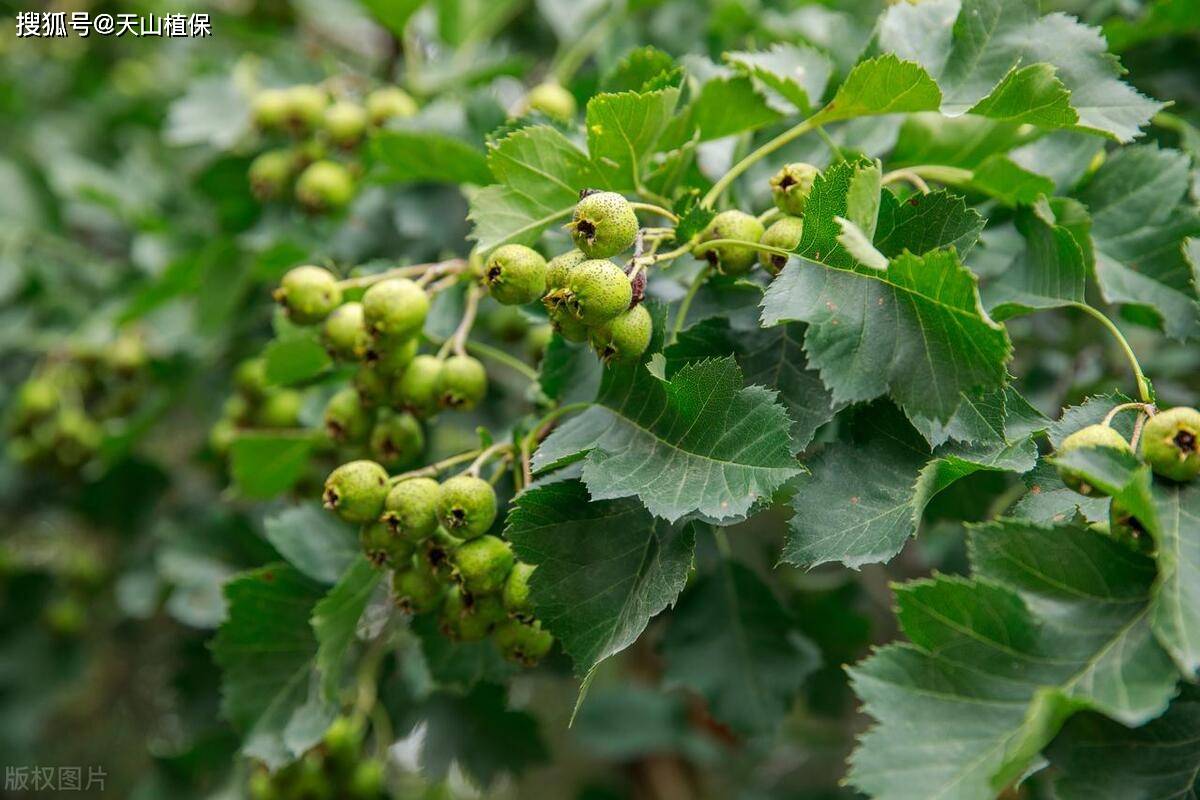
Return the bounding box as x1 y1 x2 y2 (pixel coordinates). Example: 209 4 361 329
1102 401 1157 427
629 202 679 224
440 284 482 358
415 258 468 288
757 207 782 225
389 449 482 484
881 169 931 195
670 264 711 344
336 259 464 290
1073 303 1153 404
701 238 791 258
520 402 591 485
1130 411 1149 450
702 117 818 208
887 164 974 187
466 441 515 478
464 340 539 381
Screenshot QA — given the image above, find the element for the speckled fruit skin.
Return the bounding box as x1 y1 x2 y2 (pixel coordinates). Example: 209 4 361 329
361 278 429 339
369 411 424 467
382 477 440 542
1056 424 1132 495
359 520 415 567
366 87 417 126
525 82 577 120
565 259 633 324
235 358 270 399
568 192 638 258
1140 407 1200 481
365 334 418 376
451 534 515 595
394 355 443 417
440 586 506 641
323 101 367 148
494 619 554 666
324 387 372 444
323 460 389 523
770 162 819 215
295 160 354 212
275 265 342 324
437 355 488 410
549 306 590 342
249 150 295 201
484 244 547 305
322 302 370 361
436 474 498 539
391 558 443 614
693 210 765 275
502 562 536 620
590 303 652 364
546 249 587 290
759 216 804 274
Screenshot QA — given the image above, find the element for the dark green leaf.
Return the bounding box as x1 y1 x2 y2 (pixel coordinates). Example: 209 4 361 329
312 557 383 702
419 683 547 786
369 130 492 185
262 504 359 585
229 433 316 500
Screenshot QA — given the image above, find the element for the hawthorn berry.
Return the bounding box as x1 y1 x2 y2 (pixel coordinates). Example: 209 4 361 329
369 410 424 467
295 160 354 212
381 477 440 542
759 216 803 274
251 88 289 131
323 460 389 523
436 474 497 538
353 365 390 405
1109 499 1152 553
524 82 577 121
362 278 428 339
546 249 587 290
493 618 554 666
391 557 443 614
694 210 765 275
234 357 270 400
502 562 536 621
568 192 638 259
590 303 652 364
274 265 342 324
322 302 370 360
322 716 362 766
323 101 367 148
451 534 515 595
486 305 531 342
324 387 373 444
484 244 547 305
13 376 57 425
422 527 465 579
394 354 443 417
1140 407 1200 481
365 335 418 376
360 520 415 567
437 355 488 410
770 162 819 216
249 150 295 201
440 584 506 641
562 259 633 324
282 85 328 133
257 388 303 428
349 760 385 798
209 418 236 456
1055 424 1132 495
548 305 590 343
366 86 417 126
54 409 102 466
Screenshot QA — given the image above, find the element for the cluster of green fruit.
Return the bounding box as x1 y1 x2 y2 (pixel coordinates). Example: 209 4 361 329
247 716 387 800
247 83 418 212
6 332 148 471
209 356 305 456
324 460 553 666
1055 405 1200 548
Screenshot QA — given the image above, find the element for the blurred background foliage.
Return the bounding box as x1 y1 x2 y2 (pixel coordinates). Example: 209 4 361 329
0 0 1196 798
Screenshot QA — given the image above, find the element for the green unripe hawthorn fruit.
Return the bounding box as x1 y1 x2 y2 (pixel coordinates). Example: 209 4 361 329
525 82 577 121
360 520 415 567
1139 407 1200 481
770 162 819 216
546 249 587 291
349 760 385 799
563 259 633 324
486 305 531 342
440 585 507 641
209 418 237 456
257 388 303 428
590 303 652 364
1056 424 1132 496
283 84 328 133
247 769 276 800
548 305 590 343
324 387 373 444
568 192 638 258
223 394 252 426
423 527 464 578
391 557 443 613
502 562 536 621
294 751 332 799
251 88 289 132
249 149 295 201
527 324 553 361
394 354 443 417
234 357 270 400
362 278 428 340
275 265 342 324
369 411 424 467
45 595 88 636
493 618 554 667
694 210 765 275
296 160 354 212
485 244 547 305
322 302 370 361
366 86 417 126
323 460 389 523
759 215 803 274
365 335 418 376
106 332 147 374
13 375 57 425
1109 498 1153 553
381 477 440 542
437 355 488 411
451 534 514 595
323 101 367 148
323 715 363 766
436 474 497 538
353 365 389 406
54 409 102 466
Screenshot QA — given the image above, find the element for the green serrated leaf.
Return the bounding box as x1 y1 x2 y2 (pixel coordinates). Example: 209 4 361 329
419 683 547 786
966 63 1077 128
312 556 383 703
602 46 678 93
873 188 986 259
263 504 359 585
585 88 679 192
985 202 1088 319
810 53 941 126
263 333 331 386
1148 481 1200 678
229 433 315 500
368 129 492 185
412 614 517 692
725 43 833 114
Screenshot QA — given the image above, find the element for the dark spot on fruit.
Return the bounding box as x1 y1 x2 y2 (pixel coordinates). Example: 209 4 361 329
263 571 275 582
451 508 466 521
323 487 340 508
368 550 386 566
383 512 400 533
1174 430 1196 453
704 249 719 267
486 265 502 282
778 175 796 190
576 219 596 241
770 254 786 270
326 421 345 441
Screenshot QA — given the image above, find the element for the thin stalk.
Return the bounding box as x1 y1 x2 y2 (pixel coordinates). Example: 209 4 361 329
1103 401 1157 427
450 285 482 357
1073 303 1153 404
815 125 845 163
464 340 539 381
1130 412 1150 450
519 402 592 485
702 117 818 208
336 260 463 290
388 449 481 484
629 202 679 223
700 238 791 259
881 169 931 194
889 164 974 187
466 441 515 477
757 207 783 225
670 264 710 343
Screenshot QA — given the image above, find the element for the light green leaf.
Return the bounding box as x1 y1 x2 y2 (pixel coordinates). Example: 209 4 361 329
985 201 1088 319
966 63 1077 128
686 75 783 141
726 43 833 113
229 433 316 500
312 556 383 702
810 54 942 126
585 88 679 192
368 129 492 185
262 504 359 585
505 480 695 677
263 332 331 386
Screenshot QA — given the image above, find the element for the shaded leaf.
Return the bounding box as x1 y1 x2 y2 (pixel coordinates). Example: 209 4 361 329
262 504 359 585
312 557 383 702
